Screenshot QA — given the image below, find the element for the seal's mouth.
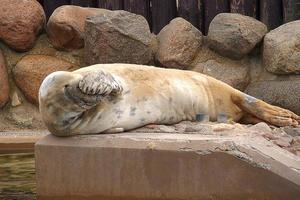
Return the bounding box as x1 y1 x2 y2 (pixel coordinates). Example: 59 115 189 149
62 112 84 127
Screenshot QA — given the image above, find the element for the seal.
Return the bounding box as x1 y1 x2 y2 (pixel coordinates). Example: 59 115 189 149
39 63 300 136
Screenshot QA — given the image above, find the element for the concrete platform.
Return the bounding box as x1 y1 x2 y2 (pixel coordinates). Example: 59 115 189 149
35 128 300 200
0 131 48 154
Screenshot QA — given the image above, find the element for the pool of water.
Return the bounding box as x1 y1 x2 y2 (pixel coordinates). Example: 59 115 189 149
0 153 36 200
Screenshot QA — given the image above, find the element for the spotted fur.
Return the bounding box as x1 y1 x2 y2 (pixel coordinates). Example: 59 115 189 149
39 64 300 136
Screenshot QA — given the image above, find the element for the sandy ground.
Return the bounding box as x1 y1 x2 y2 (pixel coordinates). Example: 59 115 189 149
0 102 45 132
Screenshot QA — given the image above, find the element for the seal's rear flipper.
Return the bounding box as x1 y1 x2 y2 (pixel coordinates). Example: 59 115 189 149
239 113 265 125
232 93 300 127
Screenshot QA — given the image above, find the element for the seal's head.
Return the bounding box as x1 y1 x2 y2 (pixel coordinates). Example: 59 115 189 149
39 71 83 136
39 71 70 100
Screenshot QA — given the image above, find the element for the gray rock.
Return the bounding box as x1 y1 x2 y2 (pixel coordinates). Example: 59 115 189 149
84 10 155 65
156 17 203 69
207 13 267 59
263 20 300 74
246 80 300 115
283 127 300 137
194 60 250 91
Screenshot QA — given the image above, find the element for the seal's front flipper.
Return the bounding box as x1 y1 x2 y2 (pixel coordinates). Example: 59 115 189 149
232 93 300 127
65 70 123 109
78 71 123 96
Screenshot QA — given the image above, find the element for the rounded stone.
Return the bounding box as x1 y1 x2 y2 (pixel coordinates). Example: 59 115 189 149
207 13 267 59
47 6 110 51
0 50 9 108
246 80 300 115
193 59 250 91
263 20 300 74
156 17 203 69
0 0 45 51
84 10 155 65
13 55 78 105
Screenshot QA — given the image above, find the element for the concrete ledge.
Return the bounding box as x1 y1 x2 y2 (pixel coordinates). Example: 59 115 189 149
0 131 48 154
35 132 300 200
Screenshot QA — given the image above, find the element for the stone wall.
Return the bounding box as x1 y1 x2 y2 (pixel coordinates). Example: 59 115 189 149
0 1 299 130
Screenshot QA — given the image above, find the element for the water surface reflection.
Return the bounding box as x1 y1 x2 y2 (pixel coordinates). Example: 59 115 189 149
0 153 36 200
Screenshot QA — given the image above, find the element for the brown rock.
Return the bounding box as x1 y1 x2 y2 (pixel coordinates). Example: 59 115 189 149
0 0 45 51
263 20 300 74
0 50 9 108
156 17 203 69
193 60 250 91
246 80 300 115
13 55 77 105
207 13 267 59
273 137 292 148
84 10 155 65
47 6 110 51
0 34 85 70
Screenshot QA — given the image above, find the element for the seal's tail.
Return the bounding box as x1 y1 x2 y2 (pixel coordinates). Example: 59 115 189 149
231 92 300 127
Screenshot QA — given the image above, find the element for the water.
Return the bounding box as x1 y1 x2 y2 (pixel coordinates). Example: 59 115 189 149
0 153 36 200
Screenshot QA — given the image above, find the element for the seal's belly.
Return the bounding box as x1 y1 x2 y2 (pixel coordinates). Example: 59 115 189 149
74 64 243 133
102 76 212 131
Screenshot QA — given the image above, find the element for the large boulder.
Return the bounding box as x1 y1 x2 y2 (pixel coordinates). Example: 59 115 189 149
0 0 45 51
193 60 250 91
47 6 110 51
207 13 267 59
263 20 300 74
84 10 155 65
246 80 300 115
0 50 9 108
156 17 203 69
13 55 78 105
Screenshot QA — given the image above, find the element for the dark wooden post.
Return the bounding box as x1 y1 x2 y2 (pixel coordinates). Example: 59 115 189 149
203 0 230 35
260 0 283 30
123 0 151 25
71 0 97 7
43 0 70 20
37 0 44 6
282 0 300 23
230 0 258 18
178 0 204 32
97 0 124 10
151 0 177 34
